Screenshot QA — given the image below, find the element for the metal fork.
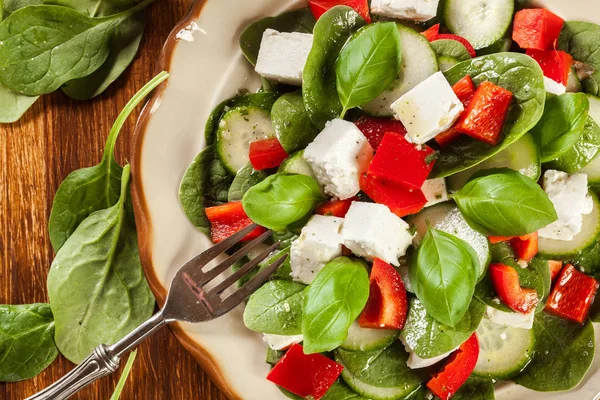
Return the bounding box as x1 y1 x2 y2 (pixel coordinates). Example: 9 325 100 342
28 224 285 400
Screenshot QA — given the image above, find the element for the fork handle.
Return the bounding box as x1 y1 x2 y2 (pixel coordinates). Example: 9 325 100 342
27 312 168 400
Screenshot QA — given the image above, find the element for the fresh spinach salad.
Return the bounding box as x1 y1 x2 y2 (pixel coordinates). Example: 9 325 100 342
179 1 600 399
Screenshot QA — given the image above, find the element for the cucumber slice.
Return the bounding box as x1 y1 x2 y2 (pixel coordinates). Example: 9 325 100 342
362 24 438 117
446 133 541 191
278 150 315 178
444 0 514 50
340 321 399 352
430 40 471 72
473 317 535 379
216 106 275 174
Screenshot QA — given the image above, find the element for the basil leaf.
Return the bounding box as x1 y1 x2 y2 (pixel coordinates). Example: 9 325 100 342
227 162 268 202
530 93 589 162
548 116 600 173
109 349 137 400
335 22 402 116
303 6 366 129
0 304 58 382
243 280 305 335
454 168 558 236
558 21 600 95
410 228 478 326
271 91 319 153
302 257 370 354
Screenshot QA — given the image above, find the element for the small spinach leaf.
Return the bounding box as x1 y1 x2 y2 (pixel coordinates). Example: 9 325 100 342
271 91 319 153
452 376 495 400
431 39 472 71
109 349 137 400
548 116 600 173
558 21 600 96
228 162 268 202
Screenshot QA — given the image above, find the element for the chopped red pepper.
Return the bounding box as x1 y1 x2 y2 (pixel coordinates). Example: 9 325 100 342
545 264 599 324
511 232 538 262
548 260 563 282
359 258 408 329
422 23 440 41
267 343 344 400
354 116 407 150
360 173 427 218
249 138 288 171
526 49 573 85
455 81 513 146
436 75 477 147
308 0 371 23
427 333 480 400
205 202 266 243
315 197 357 218
490 263 539 314
513 8 564 50
421 24 476 58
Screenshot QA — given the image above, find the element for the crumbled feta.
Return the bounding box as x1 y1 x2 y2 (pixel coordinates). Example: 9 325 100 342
255 29 313 86
371 0 440 22
391 72 464 144
543 77 567 95
263 334 303 350
421 178 448 207
538 170 593 241
485 306 534 330
304 119 374 199
399 335 456 369
342 202 414 266
290 215 344 284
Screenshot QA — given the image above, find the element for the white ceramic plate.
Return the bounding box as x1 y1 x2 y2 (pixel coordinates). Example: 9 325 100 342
131 1 600 399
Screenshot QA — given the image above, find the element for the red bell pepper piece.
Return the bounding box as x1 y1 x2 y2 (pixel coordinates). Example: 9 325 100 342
249 138 288 171
421 23 476 58
267 343 344 400
511 232 538 262
308 0 371 23
422 23 440 41
205 202 266 243
436 75 477 147
359 258 408 329
360 173 427 218
513 8 564 50
315 197 357 217
490 263 539 314
545 264 599 324
455 81 513 146
548 260 563 282
427 334 480 400
354 116 407 150
526 49 573 85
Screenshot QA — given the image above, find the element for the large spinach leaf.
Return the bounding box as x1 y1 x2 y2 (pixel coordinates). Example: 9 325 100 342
549 116 600 173
433 53 546 177
0 304 58 382
271 91 319 153
228 162 268 202
558 21 600 95
302 257 370 354
48 165 155 364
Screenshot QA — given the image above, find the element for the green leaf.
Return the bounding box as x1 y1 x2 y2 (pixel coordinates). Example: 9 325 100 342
548 116 600 173
0 0 43 18
303 6 366 129
410 228 478 326
0 82 38 123
454 168 558 236
558 21 600 96
45 0 140 16
0 304 58 382
48 71 168 252
109 349 137 400
227 162 268 202
530 93 589 162
48 165 155 364
302 257 370 354
243 280 305 335
401 297 485 359
431 39 472 71
271 91 319 153
335 22 402 116
452 376 495 400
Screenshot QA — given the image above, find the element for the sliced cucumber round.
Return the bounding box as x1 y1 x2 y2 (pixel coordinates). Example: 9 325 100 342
430 40 472 72
446 133 541 192
278 150 315 178
444 0 514 49
474 317 535 379
216 105 275 174
362 24 438 117
340 321 399 352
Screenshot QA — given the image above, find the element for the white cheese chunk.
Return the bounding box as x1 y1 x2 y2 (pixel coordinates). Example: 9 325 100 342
263 334 304 350
371 0 440 22
543 77 567 95
391 71 464 144
304 119 374 199
421 178 448 207
485 306 534 330
255 29 313 86
538 170 593 241
342 202 414 266
399 335 456 369
290 215 344 284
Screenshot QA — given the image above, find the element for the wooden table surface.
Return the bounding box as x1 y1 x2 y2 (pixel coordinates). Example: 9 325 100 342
0 1 229 399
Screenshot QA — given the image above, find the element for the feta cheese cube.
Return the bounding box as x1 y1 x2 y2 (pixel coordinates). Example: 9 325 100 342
342 202 414 266
371 0 440 22
304 119 374 199
391 72 464 144
399 335 455 369
538 170 593 241
485 306 534 330
263 334 304 350
255 29 313 86
290 215 344 284
421 178 448 207
544 77 567 95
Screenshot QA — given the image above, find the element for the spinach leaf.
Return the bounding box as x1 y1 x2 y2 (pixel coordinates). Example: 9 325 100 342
46 0 140 17
433 53 546 178
410 228 478 327
109 349 137 400
228 162 268 202
530 93 589 162
239 8 316 66
279 379 367 400
303 6 366 129
401 297 486 359
0 82 38 123
243 280 305 335
431 39 472 71
0 304 58 382
515 313 595 391
454 168 558 236
0 0 43 17
335 22 402 116
548 116 600 173
452 376 495 400
302 257 370 354
48 165 155 364
242 173 324 232
558 21 600 95
271 91 319 153
48 71 168 252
